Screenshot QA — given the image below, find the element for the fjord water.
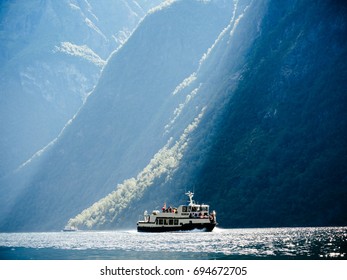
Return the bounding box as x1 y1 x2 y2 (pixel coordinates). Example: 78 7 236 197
1 227 346 260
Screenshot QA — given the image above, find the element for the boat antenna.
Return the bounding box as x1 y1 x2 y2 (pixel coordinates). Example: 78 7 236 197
185 191 194 205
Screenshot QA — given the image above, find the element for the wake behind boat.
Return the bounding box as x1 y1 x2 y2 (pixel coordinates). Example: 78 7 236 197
137 191 217 232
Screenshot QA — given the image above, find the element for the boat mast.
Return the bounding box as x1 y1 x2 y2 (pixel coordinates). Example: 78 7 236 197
185 191 195 206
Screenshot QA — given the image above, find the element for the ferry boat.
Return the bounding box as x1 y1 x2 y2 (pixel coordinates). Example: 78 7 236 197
62 225 78 232
137 191 217 232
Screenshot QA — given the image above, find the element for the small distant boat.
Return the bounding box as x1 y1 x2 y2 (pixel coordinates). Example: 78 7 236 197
62 225 78 232
137 191 217 232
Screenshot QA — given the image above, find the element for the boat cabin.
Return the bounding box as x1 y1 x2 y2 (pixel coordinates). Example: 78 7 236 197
137 191 217 232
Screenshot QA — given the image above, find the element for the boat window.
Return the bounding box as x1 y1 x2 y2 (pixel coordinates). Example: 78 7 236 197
182 206 187 212
159 219 163 225
174 219 179 225
164 219 168 225
169 219 173 225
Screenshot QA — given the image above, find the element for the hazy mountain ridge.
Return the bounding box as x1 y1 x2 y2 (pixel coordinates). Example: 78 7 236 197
0 0 163 177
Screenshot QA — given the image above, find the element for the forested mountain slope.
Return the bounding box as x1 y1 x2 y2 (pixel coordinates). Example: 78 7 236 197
190 0 347 227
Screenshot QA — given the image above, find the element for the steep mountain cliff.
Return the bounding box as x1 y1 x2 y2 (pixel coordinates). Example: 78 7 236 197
0 0 232 231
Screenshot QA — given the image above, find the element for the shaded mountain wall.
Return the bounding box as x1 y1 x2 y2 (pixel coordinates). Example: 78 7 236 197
189 0 347 227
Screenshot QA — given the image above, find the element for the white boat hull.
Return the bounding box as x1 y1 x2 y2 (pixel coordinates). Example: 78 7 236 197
137 218 217 232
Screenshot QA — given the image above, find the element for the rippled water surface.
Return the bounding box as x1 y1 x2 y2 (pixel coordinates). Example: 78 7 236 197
1 227 346 259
